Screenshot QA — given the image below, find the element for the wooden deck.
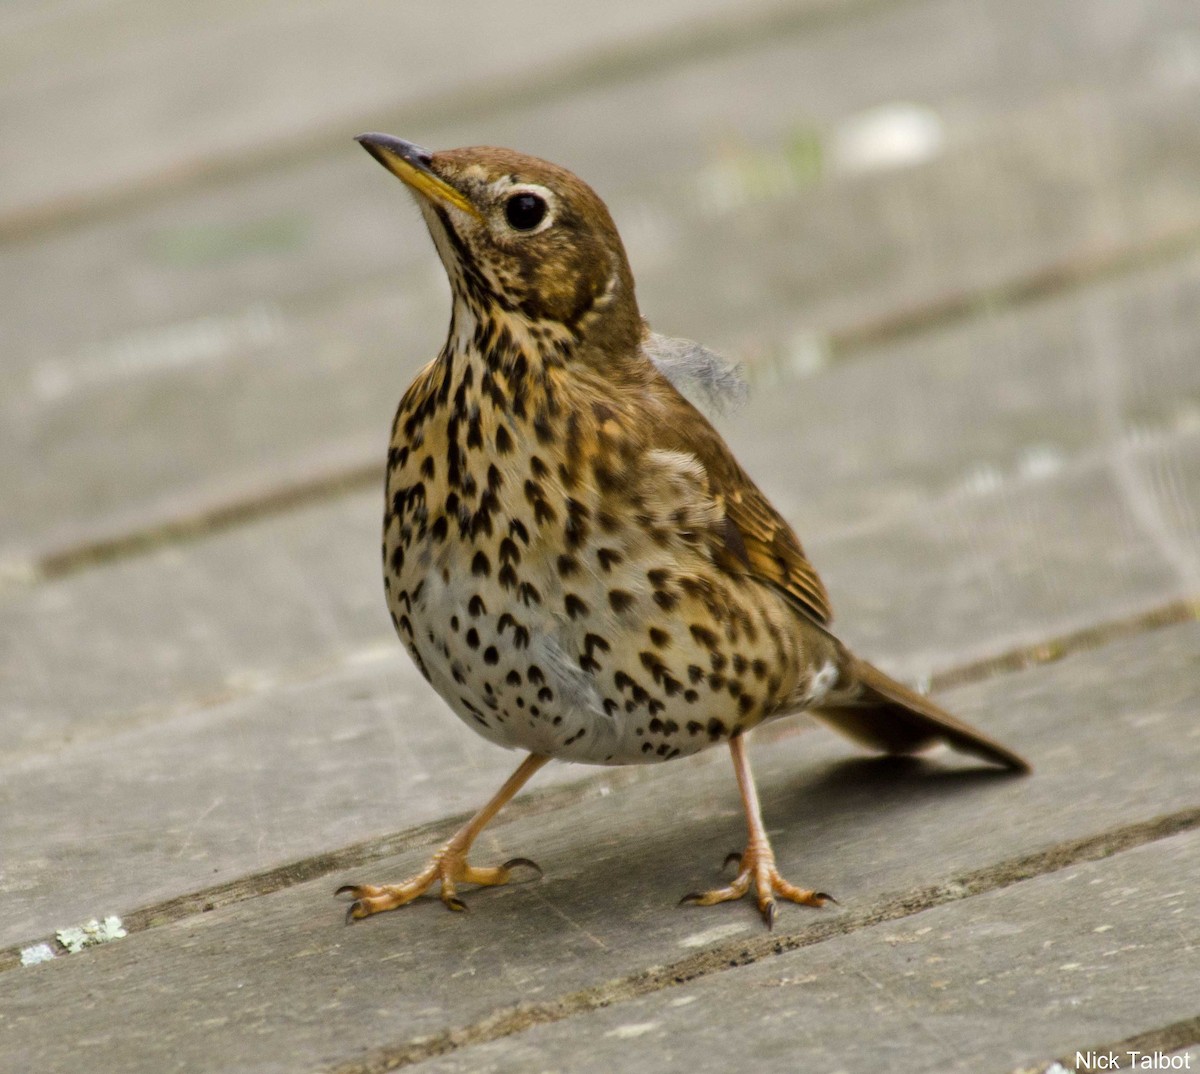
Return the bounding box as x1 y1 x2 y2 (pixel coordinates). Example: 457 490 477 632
2 2 1198 1071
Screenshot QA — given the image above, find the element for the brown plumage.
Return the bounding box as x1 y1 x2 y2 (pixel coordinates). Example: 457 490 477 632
337 134 1029 929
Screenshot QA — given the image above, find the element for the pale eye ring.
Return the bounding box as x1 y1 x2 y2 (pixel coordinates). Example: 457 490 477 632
504 192 547 231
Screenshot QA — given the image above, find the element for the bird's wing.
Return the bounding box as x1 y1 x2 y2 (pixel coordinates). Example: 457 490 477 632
650 382 834 628
713 473 834 627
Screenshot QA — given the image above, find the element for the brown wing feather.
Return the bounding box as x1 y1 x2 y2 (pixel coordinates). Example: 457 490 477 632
651 379 833 627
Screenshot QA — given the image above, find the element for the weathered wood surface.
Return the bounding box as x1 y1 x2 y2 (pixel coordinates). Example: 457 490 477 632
3 623 1197 1071
2 0 1198 1071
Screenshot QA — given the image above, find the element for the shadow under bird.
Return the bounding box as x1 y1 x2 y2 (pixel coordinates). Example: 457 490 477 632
338 132 1030 929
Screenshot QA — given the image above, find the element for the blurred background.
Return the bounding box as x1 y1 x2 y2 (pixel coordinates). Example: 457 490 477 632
3 0 1200 946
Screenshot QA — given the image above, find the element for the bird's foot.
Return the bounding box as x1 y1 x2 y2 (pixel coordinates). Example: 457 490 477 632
337 849 541 921
680 846 834 929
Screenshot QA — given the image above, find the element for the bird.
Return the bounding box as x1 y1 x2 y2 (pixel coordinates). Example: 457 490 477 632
337 133 1030 929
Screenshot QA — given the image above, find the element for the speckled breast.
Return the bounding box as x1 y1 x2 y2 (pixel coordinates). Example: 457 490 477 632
381 346 812 766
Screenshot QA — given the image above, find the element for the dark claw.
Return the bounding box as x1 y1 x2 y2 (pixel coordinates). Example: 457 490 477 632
815 892 838 906
763 900 777 931
678 892 703 906
335 884 358 898
502 856 543 878
344 901 364 925
722 851 743 872
444 896 468 912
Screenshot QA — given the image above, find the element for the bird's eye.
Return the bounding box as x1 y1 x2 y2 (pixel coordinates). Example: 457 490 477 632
504 192 547 231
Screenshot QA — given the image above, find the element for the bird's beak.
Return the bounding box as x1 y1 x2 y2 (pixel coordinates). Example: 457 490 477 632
356 133 480 218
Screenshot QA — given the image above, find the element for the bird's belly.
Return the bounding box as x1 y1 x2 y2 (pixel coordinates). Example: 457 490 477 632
384 507 803 766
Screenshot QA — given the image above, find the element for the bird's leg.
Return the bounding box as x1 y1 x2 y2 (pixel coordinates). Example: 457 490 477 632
338 752 550 921
681 735 832 929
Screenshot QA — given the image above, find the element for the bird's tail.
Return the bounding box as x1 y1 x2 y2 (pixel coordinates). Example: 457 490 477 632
808 655 1030 772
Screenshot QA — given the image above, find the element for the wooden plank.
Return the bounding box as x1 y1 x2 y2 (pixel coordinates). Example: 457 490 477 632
6 0 1200 557
2 619 1197 1072
411 831 1200 1074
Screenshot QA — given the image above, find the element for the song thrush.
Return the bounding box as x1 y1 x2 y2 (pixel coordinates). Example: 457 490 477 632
338 133 1030 929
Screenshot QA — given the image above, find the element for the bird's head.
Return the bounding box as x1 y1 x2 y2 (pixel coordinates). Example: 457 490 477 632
357 133 642 357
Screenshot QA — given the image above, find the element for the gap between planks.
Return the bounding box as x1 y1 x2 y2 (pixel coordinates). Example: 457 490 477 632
2 592 1195 976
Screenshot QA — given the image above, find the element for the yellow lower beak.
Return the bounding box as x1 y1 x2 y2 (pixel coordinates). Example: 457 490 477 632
356 133 479 218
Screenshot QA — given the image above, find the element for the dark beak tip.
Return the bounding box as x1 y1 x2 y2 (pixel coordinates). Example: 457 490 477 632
354 132 433 168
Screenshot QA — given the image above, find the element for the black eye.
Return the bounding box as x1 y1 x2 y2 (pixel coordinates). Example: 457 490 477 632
505 192 547 231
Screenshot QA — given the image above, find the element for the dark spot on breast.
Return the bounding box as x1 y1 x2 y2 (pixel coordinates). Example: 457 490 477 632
450 615 459 632
431 516 448 543
506 669 522 686
564 593 588 619
690 624 718 649
609 589 635 613
484 646 500 665
527 665 545 685
469 595 487 617
495 425 514 454
557 554 580 577
592 462 619 492
653 589 679 612
472 551 490 577
648 627 671 648
597 547 622 571
564 499 590 548
706 718 727 740
466 413 483 450
499 537 520 564
465 628 480 649
738 693 755 715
